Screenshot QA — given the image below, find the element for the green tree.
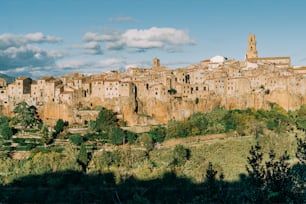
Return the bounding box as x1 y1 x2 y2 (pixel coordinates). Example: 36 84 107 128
126 131 137 144
195 97 199 104
149 125 166 143
246 142 266 202
246 143 296 203
294 134 306 201
172 144 189 166
54 119 65 135
189 112 208 135
0 115 10 124
41 125 51 146
0 123 13 140
77 144 89 172
90 107 118 132
205 162 225 202
69 134 83 146
266 103 291 133
296 134 306 164
296 105 306 130
109 127 125 145
204 107 227 134
12 101 35 129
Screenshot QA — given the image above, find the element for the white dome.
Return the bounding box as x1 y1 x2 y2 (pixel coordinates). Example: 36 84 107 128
210 55 225 63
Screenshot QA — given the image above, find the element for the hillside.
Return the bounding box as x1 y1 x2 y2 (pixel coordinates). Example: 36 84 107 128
0 105 304 202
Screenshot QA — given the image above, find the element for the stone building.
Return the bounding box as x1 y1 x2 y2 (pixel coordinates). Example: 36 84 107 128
1 34 306 126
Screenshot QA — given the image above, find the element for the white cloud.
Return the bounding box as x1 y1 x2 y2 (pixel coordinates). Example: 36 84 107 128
83 42 103 55
82 27 196 53
0 32 63 77
83 32 119 42
0 45 63 70
56 58 126 72
0 32 62 49
122 27 196 47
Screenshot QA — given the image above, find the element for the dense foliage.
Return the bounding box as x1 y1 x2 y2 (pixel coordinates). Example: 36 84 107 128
12 102 36 129
163 104 298 140
89 107 119 132
0 103 305 202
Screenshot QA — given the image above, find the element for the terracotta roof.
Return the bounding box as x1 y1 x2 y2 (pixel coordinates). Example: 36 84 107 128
17 76 30 80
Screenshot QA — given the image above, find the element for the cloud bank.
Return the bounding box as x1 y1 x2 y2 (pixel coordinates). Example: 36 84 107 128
0 32 62 49
0 32 63 77
82 27 196 53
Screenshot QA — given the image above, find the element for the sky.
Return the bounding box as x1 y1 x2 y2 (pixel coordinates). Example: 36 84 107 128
0 0 306 79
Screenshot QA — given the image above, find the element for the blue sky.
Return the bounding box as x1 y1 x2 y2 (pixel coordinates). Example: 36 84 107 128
0 0 306 78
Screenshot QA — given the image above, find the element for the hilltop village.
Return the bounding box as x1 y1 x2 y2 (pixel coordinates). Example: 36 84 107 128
0 34 306 126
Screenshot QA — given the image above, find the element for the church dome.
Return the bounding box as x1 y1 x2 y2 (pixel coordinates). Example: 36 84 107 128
210 55 226 63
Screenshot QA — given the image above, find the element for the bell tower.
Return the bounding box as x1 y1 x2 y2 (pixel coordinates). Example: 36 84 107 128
153 57 160 68
246 34 258 59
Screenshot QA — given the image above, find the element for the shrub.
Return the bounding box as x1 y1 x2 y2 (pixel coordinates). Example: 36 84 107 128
172 145 189 166
109 127 125 145
2 141 11 146
126 131 137 144
0 124 13 140
137 133 153 151
149 125 166 143
69 134 83 146
168 88 177 95
54 119 65 134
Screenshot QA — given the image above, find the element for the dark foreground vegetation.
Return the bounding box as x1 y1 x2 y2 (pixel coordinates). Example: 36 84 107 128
0 102 305 203
0 140 305 203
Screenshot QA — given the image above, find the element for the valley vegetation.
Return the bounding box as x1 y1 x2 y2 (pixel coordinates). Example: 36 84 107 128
0 102 305 203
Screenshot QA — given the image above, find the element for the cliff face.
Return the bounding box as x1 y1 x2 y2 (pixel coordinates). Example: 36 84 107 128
35 86 306 127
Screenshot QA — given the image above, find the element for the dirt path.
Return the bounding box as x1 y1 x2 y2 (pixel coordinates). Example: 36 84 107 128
159 132 248 149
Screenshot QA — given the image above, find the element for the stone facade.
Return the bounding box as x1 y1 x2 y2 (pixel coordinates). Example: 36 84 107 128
1 34 306 126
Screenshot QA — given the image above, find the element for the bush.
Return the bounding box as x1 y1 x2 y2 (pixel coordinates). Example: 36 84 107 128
149 125 166 143
15 145 33 151
126 131 137 144
12 138 26 144
137 133 153 151
24 129 39 133
84 132 108 141
172 145 189 166
54 119 65 134
168 88 177 95
69 134 83 146
90 107 118 132
0 124 13 140
0 146 12 151
2 141 11 146
109 127 125 145
33 146 64 153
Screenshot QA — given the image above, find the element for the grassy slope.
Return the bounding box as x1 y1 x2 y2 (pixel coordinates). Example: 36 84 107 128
149 131 299 182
